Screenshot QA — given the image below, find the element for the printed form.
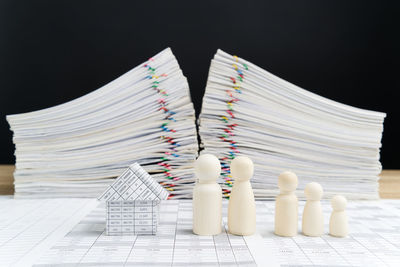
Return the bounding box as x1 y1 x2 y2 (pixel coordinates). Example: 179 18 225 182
1 198 400 266
0 198 98 266
34 200 276 266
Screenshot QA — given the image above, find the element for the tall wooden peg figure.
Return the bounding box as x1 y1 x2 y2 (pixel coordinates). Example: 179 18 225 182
329 195 348 237
302 182 324 237
193 154 222 235
228 156 256 236
275 171 298 237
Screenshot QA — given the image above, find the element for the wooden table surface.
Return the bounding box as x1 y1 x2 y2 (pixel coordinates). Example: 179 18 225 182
1 165 399 198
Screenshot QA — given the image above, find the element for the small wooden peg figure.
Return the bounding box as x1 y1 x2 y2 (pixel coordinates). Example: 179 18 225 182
193 154 222 235
329 195 348 237
302 182 324 237
228 156 256 236
275 171 298 237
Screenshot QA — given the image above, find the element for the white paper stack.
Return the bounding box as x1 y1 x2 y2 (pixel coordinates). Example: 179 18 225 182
7 48 198 199
199 49 386 200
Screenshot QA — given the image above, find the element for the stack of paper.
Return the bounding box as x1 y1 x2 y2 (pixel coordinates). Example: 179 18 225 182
7 48 198 198
199 49 386 200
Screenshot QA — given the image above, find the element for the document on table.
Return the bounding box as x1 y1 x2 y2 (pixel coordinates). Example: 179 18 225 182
257 200 400 267
1 198 400 266
34 200 277 266
0 198 98 267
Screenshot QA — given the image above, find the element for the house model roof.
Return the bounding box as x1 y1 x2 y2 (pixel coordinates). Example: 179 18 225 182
98 162 169 202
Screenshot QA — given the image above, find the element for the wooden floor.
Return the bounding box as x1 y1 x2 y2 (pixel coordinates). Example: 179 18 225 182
1 165 399 198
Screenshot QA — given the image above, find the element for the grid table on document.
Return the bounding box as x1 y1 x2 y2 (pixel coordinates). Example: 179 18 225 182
106 200 158 235
24 199 400 267
34 200 258 266
0 198 97 266
259 199 400 267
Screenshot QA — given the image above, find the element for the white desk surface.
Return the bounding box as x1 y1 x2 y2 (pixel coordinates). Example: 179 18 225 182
0 197 399 266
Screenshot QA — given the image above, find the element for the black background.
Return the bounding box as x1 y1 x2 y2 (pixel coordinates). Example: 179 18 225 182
1 1 399 167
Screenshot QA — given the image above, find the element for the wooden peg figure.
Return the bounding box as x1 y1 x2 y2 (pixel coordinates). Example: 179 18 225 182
302 182 324 237
329 195 348 237
193 154 222 235
228 156 256 236
275 171 298 237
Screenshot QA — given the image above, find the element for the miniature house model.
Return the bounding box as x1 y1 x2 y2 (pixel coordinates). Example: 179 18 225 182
98 162 169 235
